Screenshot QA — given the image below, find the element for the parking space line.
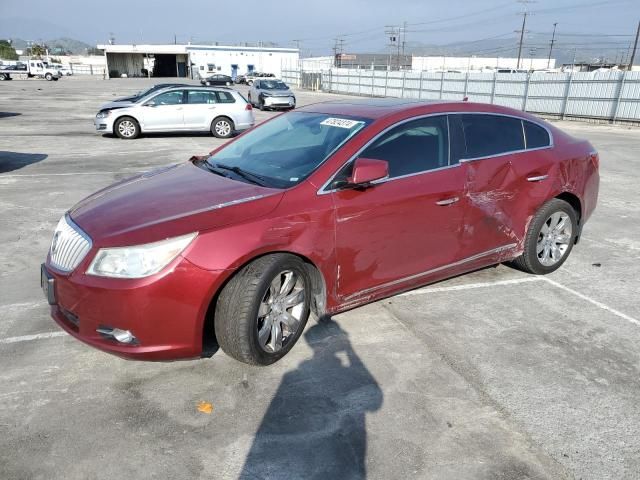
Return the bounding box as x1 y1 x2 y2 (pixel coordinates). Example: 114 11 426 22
543 277 640 326
399 277 544 297
0 331 66 345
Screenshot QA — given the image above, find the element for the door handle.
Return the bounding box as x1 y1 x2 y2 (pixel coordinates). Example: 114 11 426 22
436 197 459 206
527 174 548 182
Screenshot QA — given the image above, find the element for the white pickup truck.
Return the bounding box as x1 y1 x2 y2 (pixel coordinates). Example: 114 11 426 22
0 59 63 81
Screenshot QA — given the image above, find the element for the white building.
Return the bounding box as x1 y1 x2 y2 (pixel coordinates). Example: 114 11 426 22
412 56 555 72
97 44 299 79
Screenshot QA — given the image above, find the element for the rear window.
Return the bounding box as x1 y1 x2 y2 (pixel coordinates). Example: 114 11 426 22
460 114 525 159
523 121 551 149
216 91 236 103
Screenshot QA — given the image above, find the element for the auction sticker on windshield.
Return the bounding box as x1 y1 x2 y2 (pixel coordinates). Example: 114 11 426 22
320 118 363 129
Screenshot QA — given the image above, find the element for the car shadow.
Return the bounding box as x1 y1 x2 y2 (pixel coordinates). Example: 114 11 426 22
239 318 383 480
0 112 22 119
0 152 48 173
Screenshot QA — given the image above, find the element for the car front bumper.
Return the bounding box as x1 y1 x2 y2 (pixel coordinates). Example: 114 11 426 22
94 116 115 134
43 256 226 361
263 96 295 109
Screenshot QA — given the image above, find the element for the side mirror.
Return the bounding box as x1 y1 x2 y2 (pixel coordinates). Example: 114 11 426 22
143 101 156 107
347 158 389 187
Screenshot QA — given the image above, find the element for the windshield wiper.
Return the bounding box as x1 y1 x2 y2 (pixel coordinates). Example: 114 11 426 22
207 162 270 187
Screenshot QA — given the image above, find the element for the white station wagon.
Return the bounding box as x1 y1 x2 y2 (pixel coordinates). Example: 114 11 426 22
94 86 255 139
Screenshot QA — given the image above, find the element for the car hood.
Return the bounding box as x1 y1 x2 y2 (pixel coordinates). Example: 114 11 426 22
99 100 135 111
69 162 283 246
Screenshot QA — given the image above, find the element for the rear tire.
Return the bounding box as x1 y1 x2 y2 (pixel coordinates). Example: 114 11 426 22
215 254 311 365
511 198 578 274
114 116 140 139
211 117 235 138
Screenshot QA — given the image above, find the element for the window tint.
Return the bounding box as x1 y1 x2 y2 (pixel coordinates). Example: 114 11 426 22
150 91 184 105
460 114 524 158
216 91 235 103
187 90 217 104
359 115 450 178
523 121 551 149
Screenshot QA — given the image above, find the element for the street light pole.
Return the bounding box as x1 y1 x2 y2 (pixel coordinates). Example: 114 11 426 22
628 20 640 71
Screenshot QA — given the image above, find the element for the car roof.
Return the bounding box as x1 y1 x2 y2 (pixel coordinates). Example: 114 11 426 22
296 98 544 122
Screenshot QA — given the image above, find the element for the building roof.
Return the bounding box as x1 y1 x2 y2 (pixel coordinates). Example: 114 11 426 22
97 44 299 54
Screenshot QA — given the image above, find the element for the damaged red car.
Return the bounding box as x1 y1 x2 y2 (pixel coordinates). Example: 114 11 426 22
42 99 599 365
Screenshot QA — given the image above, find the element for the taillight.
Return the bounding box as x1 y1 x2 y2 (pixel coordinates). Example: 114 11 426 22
245 103 253 111
589 151 599 169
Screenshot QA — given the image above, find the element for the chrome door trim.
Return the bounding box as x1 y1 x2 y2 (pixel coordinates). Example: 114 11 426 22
317 111 554 195
341 243 517 302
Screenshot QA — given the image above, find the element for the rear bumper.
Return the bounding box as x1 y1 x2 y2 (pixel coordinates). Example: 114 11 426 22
45 257 226 361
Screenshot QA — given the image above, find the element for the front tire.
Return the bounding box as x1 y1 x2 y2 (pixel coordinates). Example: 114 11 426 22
211 117 234 138
45 73 53 81
114 116 140 139
215 254 311 365
512 198 578 274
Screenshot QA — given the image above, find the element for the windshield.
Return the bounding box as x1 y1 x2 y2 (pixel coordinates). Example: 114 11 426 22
205 112 371 189
261 80 288 90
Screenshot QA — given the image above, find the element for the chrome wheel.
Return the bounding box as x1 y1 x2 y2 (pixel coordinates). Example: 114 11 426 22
537 211 573 266
214 120 231 137
257 270 306 353
117 120 136 138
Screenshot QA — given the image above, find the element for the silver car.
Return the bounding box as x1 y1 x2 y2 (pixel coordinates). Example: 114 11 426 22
94 86 255 139
247 79 296 111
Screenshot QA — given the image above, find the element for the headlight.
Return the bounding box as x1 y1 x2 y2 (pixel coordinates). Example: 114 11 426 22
261 92 272 97
86 232 197 278
96 110 111 119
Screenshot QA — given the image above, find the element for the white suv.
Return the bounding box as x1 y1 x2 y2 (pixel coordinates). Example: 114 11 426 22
94 86 255 139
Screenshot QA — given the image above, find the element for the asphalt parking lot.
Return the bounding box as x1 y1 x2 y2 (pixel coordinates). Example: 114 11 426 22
1 76 639 480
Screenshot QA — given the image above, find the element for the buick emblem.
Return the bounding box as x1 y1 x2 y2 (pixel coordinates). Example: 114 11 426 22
51 231 61 255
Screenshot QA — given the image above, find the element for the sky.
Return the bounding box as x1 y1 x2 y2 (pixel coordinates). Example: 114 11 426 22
1 0 638 56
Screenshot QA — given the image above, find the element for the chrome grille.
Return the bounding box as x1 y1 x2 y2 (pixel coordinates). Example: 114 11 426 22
49 215 92 272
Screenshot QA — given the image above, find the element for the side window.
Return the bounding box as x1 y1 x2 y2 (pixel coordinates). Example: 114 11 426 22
460 114 524 159
216 91 236 103
187 90 217 104
523 121 551 149
149 91 184 105
359 115 450 178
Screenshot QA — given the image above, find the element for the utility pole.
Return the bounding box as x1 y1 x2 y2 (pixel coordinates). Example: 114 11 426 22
401 21 407 59
516 0 535 69
629 20 640 71
547 22 557 69
385 26 399 70
292 39 301 50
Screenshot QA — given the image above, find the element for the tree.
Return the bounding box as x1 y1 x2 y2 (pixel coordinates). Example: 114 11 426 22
27 44 46 57
0 40 18 61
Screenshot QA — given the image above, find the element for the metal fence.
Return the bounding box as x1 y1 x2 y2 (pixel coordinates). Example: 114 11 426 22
282 68 640 123
68 64 107 76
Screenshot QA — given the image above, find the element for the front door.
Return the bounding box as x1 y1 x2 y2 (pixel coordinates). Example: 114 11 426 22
330 115 465 300
141 90 185 131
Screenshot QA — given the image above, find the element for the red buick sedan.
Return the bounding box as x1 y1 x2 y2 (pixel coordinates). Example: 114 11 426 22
42 99 599 365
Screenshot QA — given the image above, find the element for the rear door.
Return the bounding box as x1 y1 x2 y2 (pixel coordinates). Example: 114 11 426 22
184 90 218 130
454 113 554 257
330 115 466 301
140 90 186 131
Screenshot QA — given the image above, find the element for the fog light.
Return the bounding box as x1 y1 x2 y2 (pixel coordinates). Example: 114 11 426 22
97 326 138 344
